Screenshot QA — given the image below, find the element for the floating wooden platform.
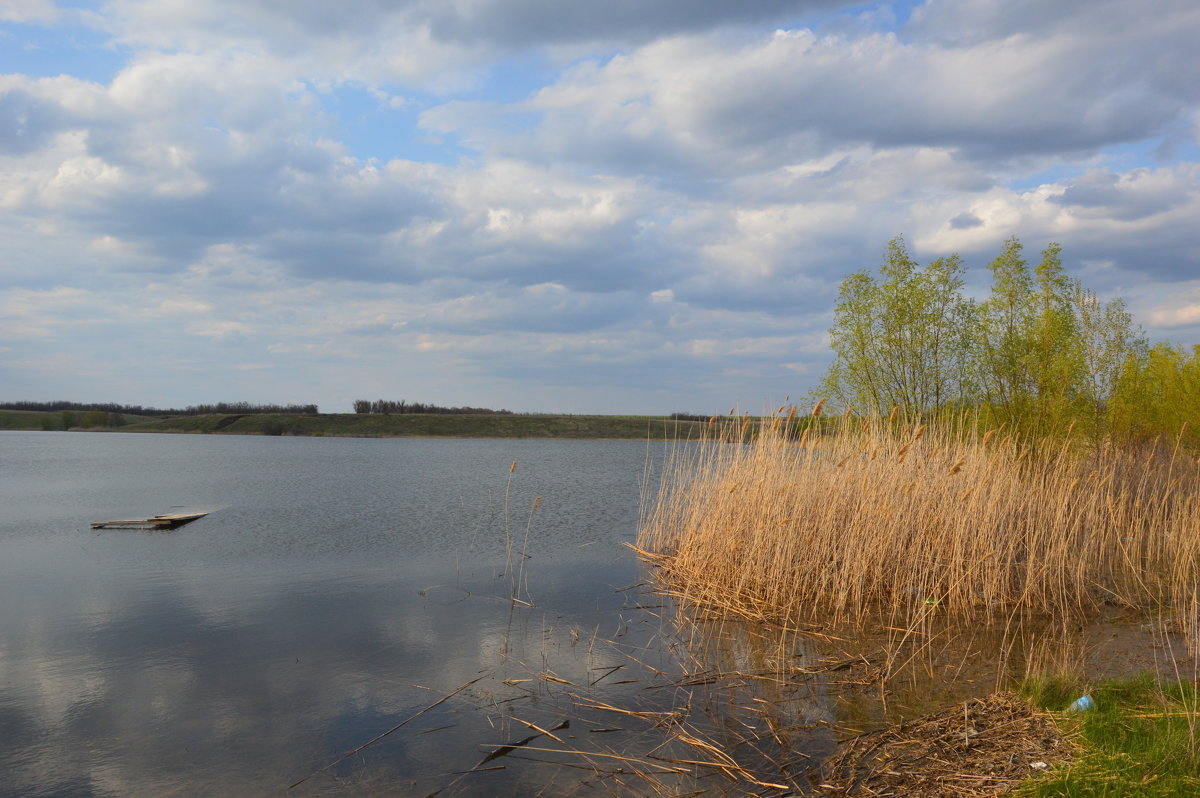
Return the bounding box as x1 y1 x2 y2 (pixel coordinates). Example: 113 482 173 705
91 512 209 530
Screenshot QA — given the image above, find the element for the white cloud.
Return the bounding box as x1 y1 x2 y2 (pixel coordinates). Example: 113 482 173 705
1150 304 1200 328
94 0 495 91
0 0 59 24
488 21 1197 179
90 0 858 92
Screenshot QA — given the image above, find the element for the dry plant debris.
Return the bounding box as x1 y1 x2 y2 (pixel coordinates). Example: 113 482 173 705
814 692 1071 797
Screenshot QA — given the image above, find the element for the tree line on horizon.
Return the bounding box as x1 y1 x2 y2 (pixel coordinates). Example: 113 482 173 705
0 400 320 417
819 236 1199 447
352 399 514 416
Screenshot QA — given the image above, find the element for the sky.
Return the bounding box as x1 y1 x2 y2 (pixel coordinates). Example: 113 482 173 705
2 0 1198 415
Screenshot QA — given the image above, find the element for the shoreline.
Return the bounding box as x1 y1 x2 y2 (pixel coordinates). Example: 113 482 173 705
1 410 715 441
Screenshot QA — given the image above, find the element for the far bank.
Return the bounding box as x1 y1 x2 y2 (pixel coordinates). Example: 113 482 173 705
1 410 713 440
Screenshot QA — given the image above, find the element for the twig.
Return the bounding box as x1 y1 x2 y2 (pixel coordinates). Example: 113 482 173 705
288 673 488 789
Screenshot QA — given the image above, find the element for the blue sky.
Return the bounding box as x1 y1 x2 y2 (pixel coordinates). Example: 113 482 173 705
2 0 1199 414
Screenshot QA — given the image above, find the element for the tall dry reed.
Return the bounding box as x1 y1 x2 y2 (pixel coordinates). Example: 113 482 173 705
638 411 1200 645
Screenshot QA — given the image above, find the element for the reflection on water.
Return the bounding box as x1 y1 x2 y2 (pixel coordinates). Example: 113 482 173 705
0 431 681 796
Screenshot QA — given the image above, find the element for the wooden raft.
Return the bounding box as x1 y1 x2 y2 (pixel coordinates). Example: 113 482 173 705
91 512 209 530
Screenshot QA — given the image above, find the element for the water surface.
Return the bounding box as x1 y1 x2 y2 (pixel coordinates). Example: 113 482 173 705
0 431 678 796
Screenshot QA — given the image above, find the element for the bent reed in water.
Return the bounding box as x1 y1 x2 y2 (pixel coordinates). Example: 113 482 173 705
638 408 1200 644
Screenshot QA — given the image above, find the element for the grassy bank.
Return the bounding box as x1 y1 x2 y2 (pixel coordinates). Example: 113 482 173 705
0 408 153 430
638 411 1200 637
116 412 710 440
0 409 57 430
1019 675 1200 796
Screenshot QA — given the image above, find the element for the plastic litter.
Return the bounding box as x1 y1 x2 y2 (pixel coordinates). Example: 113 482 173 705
1065 695 1094 714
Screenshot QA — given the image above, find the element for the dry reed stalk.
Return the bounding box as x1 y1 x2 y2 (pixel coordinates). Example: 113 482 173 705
515 495 541 604
503 460 517 598
289 673 488 790
639 413 1200 650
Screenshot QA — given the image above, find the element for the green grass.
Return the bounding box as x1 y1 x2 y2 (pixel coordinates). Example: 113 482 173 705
1019 674 1200 796
0 409 153 430
118 412 714 440
0 409 55 429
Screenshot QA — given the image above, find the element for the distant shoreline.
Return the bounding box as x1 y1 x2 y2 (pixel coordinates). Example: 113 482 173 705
1 409 712 440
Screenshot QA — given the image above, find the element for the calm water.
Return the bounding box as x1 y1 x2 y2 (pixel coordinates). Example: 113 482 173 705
0 431 700 796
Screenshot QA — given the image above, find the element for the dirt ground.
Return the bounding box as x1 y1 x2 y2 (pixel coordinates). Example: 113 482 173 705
812 692 1072 797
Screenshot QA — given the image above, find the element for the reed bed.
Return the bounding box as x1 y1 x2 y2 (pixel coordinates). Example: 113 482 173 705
638 411 1200 644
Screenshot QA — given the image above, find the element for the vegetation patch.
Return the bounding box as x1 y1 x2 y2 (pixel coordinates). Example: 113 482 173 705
819 236 1199 449
632 235 1200 795
815 691 1071 797
1019 675 1200 797
639 414 1200 638
0 408 149 430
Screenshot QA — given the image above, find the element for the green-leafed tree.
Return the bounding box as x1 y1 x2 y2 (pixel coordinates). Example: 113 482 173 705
820 235 1156 446
1109 343 1200 449
1073 283 1147 438
80 410 107 428
1026 242 1086 437
976 237 1036 429
822 236 976 416
924 253 981 412
822 270 884 412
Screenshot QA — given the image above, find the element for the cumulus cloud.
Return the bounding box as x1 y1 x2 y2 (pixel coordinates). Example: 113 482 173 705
423 0 851 48
1150 302 1200 328
0 0 59 24
433 13 1199 181
0 88 71 155
910 164 1200 285
907 0 1199 47
950 211 983 229
93 0 859 92
1051 167 1195 221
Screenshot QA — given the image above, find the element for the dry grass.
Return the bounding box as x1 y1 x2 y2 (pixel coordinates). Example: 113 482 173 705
813 691 1072 797
638 411 1200 644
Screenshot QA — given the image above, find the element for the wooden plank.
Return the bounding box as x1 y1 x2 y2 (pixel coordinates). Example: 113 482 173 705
92 511 208 530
